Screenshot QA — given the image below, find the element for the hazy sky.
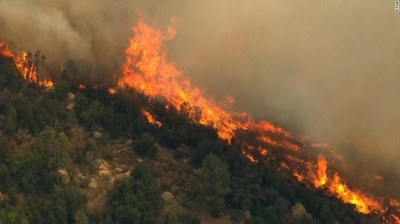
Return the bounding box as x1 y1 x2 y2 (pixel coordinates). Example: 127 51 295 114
1 0 400 183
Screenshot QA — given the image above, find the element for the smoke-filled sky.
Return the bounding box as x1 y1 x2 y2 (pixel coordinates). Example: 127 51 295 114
1 0 400 185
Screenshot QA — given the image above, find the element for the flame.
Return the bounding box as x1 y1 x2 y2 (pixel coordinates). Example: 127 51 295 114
314 156 328 187
328 173 383 214
116 17 400 221
0 41 53 87
141 109 162 127
109 88 117 94
0 42 15 58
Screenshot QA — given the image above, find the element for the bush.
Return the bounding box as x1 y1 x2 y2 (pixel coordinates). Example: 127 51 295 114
173 150 184 161
134 139 158 158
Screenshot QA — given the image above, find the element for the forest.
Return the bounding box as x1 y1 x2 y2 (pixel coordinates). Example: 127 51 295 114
0 52 382 224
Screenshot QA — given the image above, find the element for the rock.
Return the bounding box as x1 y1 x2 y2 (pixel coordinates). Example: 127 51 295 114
88 178 98 189
68 92 75 100
161 191 175 204
67 102 75 110
0 192 4 202
291 203 311 220
77 172 86 180
114 167 123 173
137 158 143 163
244 211 251 220
92 131 102 139
120 164 129 172
58 169 70 186
193 169 202 176
100 170 111 180
124 171 131 177
98 161 110 170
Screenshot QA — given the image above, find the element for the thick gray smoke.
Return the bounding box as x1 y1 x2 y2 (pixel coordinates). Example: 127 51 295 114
0 0 142 82
1 0 400 194
165 0 400 194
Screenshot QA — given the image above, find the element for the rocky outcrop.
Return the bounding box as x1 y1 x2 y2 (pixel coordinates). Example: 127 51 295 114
92 131 102 139
58 169 70 186
68 92 75 100
67 93 75 110
88 178 98 189
100 170 111 180
161 191 175 205
67 102 75 110
114 167 123 173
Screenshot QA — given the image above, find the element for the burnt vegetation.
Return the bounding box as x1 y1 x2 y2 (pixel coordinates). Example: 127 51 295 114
0 53 384 224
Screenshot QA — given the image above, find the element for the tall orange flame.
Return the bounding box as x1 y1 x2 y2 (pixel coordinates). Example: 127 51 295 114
314 156 328 187
0 41 53 87
117 17 400 223
141 109 162 127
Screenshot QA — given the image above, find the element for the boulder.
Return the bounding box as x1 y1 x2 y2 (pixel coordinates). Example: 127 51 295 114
137 158 143 163
161 191 175 204
193 169 202 176
92 131 102 139
88 178 98 189
114 167 123 173
100 170 111 180
78 172 87 180
120 164 129 172
58 169 70 186
98 161 110 170
67 102 75 110
68 92 75 100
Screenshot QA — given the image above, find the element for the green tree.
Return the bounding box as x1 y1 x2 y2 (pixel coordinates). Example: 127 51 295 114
199 154 231 218
4 105 17 134
74 209 89 224
109 162 161 224
165 209 180 224
53 80 70 102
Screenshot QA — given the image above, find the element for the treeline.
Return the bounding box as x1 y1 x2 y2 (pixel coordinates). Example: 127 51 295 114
0 54 382 224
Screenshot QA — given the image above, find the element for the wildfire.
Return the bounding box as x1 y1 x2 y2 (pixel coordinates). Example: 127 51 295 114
0 41 53 87
109 88 117 94
314 156 328 187
117 16 400 223
141 109 162 127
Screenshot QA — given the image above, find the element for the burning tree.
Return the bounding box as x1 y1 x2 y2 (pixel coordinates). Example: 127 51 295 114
17 50 46 85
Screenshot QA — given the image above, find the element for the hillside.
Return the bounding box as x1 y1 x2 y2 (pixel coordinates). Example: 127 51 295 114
0 50 387 224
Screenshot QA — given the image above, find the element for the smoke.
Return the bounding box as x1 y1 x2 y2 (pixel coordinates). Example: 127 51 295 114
165 0 400 193
0 0 141 82
1 0 400 194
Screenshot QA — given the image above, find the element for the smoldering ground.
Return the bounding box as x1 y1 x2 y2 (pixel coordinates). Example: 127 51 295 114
1 0 400 195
